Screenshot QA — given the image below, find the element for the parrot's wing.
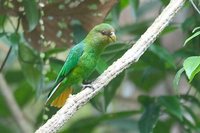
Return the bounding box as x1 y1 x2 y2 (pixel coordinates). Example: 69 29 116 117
46 42 84 105
55 42 84 84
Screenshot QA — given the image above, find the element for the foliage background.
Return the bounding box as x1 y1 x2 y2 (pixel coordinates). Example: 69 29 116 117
0 0 200 133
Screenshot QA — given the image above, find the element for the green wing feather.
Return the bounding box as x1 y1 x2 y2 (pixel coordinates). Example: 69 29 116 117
46 42 84 104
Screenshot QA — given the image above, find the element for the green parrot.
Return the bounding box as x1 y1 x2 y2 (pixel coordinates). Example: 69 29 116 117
46 23 116 108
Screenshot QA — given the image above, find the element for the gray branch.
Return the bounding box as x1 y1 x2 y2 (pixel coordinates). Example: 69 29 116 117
36 0 186 132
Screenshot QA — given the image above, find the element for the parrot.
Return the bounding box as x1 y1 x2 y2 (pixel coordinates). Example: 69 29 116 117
46 23 116 108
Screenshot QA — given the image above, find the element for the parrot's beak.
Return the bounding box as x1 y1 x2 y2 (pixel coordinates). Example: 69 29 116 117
109 31 116 42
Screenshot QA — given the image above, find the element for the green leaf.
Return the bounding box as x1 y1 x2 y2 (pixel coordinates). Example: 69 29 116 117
119 0 129 9
181 16 196 31
184 31 200 46
192 27 200 33
90 91 106 112
91 72 125 112
128 47 174 91
95 57 108 74
0 123 13 133
118 20 151 35
138 95 155 106
102 43 130 61
0 32 5 38
191 74 200 93
173 47 195 60
64 111 140 133
190 0 200 15
18 43 38 62
159 0 170 6
44 48 66 59
14 81 35 107
181 106 200 131
139 104 160 133
173 68 184 94
49 58 64 74
71 21 87 44
154 119 174 133
18 43 44 94
22 0 40 31
181 95 200 108
101 43 130 67
104 72 125 108
128 66 164 91
0 93 11 116
9 32 20 45
182 105 199 129
103 43 129 53
5 70 24 84
158 96 183 121
0 15 6 29
130 0 139 11
183 56 200 82
161 25 178 35
149 45 175 69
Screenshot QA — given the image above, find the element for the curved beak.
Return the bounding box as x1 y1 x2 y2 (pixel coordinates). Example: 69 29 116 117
109 31 116 42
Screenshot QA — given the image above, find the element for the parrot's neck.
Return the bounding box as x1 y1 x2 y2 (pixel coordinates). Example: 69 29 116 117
83 40 107 56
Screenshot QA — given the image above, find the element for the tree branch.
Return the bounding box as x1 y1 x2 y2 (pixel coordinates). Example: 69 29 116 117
36 0 186 132
0 74 33 133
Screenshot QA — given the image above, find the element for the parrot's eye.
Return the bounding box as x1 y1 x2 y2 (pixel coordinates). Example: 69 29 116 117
100 30 111 36
100 30 107 35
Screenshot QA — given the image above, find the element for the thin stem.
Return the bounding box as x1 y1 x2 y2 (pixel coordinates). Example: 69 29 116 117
0 46 12 72
189 0 200 14
186 85 192 96
15 16 21 33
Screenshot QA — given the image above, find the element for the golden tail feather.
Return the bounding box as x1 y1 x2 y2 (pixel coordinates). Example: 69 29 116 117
50 88 72 108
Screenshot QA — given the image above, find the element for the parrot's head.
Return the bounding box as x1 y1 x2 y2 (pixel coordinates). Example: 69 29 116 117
86 23 116 47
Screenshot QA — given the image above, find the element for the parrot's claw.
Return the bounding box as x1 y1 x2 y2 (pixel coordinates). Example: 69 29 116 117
82 80 93 84
82 84 95 91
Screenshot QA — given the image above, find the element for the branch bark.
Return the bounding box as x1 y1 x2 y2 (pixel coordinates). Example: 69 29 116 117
0 74 33 133
36 0 186 132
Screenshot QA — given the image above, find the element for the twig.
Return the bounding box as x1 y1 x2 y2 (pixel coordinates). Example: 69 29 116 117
16 16 21 33
35 0 186 132
0 74 33 133
0 46 12 72
186 85 192 95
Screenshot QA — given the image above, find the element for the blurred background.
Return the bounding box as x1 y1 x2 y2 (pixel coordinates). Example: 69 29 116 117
0 0 200 133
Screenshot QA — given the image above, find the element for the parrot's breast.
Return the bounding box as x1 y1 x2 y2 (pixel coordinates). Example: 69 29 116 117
77 52 98 77
66 52 98 85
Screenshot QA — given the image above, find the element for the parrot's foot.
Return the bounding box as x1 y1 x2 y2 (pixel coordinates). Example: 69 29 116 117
82 84 95 91
82 80 93 84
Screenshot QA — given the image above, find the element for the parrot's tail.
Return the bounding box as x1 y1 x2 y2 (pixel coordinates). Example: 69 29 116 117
50 88 72 108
